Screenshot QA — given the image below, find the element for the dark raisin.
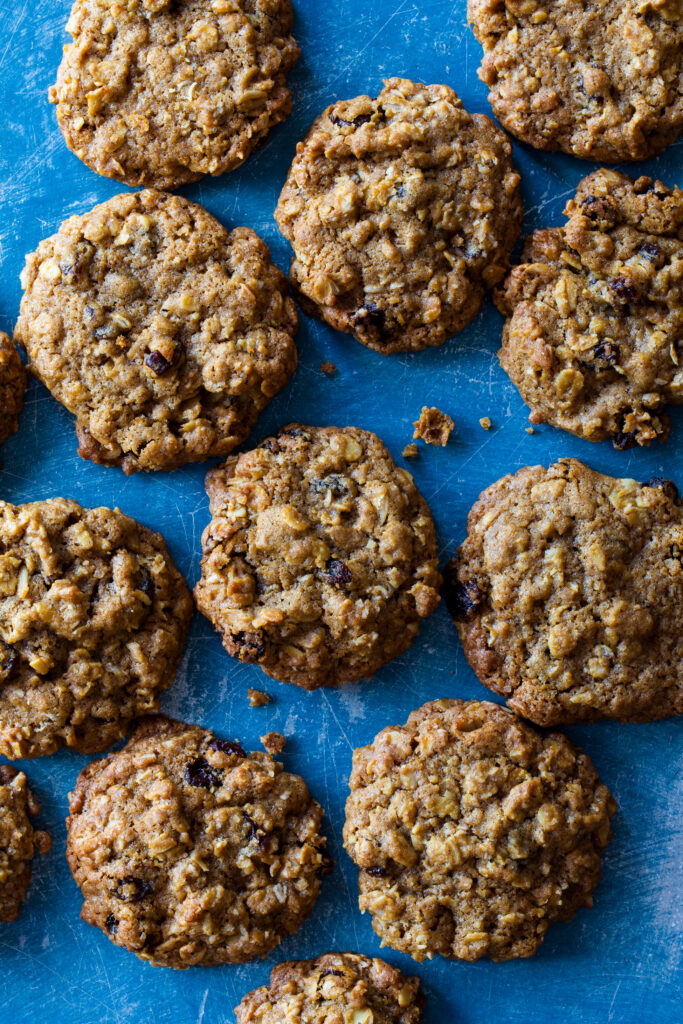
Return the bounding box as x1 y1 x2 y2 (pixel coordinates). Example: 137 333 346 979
209 737 247 758
279 427 310 440
365 865 390 878
329 112 372 128
243 812 266 847
145 351 172 376
593 340 619 367
442 564 484 621
138 566 154 597
84 306 97 323
94 322 121 340
227 630 266 664
612 430 638 450
610 277 638 304
395 184 406 198
322 559 352 587
105 913 118 934
580 195 617 229
260 438 280 452
317 850 334 876
645 477 679 502
318 969 345 980
0 640 17 677
112 877 152 903
184 757 223 790
351 302 392 342
639 241 660 261
310 474 348 498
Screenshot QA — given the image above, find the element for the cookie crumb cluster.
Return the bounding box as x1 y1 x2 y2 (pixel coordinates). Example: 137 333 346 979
413 407 454 447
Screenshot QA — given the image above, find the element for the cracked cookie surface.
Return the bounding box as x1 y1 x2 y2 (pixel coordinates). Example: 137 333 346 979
0 498 192 758
445 459 683 725
275 78 521 354
0 333 26 455
0 766 51 922
496 170 683 448
469 0 683 162
15 190 297 474
194 424 441 689
50 0 300 189
66 715 331 968
235 952 423 1023
344 698 616 962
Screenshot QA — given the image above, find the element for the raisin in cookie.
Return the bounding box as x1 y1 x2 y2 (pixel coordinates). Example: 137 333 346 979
235 952 423 1023
50 0 300 189
0 766 51 922
445 459 683 725
0 498 192 759
0 333 26 455
15 190 298 474
344 698 616 963
275 78 522 354
66 715 331 968
194 424 441 689
469 0 683 162
496 171 683 448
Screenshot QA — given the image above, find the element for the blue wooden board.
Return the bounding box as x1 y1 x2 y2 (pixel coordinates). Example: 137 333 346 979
0 2 681 1022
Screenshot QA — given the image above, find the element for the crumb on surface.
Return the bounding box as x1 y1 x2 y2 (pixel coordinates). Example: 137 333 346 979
261 731 286 755
413 406 454 447
320 361 337 375
402 442 419 459
248 688 271 707
526 427 536 435
479 416 492 431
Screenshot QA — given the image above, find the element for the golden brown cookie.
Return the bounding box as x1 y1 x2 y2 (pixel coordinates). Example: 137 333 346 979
496 170 683 448
235 952 423 1023
468 0 683 162
344 699 616 963
15 190 298 474
0 766 51 922
445 459 683 725
0 333 26 455
194 424 441 689
50 0 300 189
66 715 332 968
0 498 192 758
275 78 522 354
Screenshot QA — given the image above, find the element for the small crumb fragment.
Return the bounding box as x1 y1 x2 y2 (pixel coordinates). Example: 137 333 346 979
413 406 454 447
526 427 536 435
248 688 271 707
402 442 419 459
261 731 286 755
479 416 492 431
320 361 337 375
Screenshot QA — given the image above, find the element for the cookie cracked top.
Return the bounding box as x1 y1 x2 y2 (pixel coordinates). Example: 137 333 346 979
66 715 331 968
468 0 683 162
0 333 26 454
194 424 441 689
15 190 298 474
343 699 616 963
496 170 683 448
0 766 51 922
50 0 300 189
0 498 192 758
445 459 683 725
275 78 522 354
235 952 423 1024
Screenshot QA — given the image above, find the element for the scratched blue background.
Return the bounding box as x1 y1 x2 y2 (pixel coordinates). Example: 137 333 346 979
0 2 681 1022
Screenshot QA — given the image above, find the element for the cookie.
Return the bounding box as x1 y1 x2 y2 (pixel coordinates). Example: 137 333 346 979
445 459 683 725
0 333 26 454
468 0 683 162
15 190 298 474
50 0 300 189
0 766 51 922
66 715 331 968
0 498 192 758
275 78 522 354
194 424 441 689
344 698 616 963
496 170 683 448
235 952 423 1024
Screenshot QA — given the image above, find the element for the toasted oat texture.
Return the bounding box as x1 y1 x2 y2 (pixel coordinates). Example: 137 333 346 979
235 952 423 1023
0 766 51 922
468 0 683 162
412 407 454 447
496 170 683 449
0 333 26 454
0 498 192 759
445 459 683 725
194 424 441 689
50 0 300 189
344 699 616 962
15 190 297 474
66 715 331 968
275 78 522 354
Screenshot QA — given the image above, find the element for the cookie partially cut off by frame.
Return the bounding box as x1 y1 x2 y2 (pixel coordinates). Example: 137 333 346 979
0 333 26 456
0 766 51 922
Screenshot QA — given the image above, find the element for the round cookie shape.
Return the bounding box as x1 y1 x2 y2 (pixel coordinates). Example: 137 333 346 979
0 498 192 758
0 766 51 922
275 78 522 354
445 459 683 725
468 0 683 162
0 333 26 453
343 698 616 963
194 424 442 689
66 715 332 968
235 952 423 1024
496 170 683 448
50 0 300 189
15 190 298 474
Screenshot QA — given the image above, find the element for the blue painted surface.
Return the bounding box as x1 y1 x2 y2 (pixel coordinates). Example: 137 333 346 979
0 2 681 1022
